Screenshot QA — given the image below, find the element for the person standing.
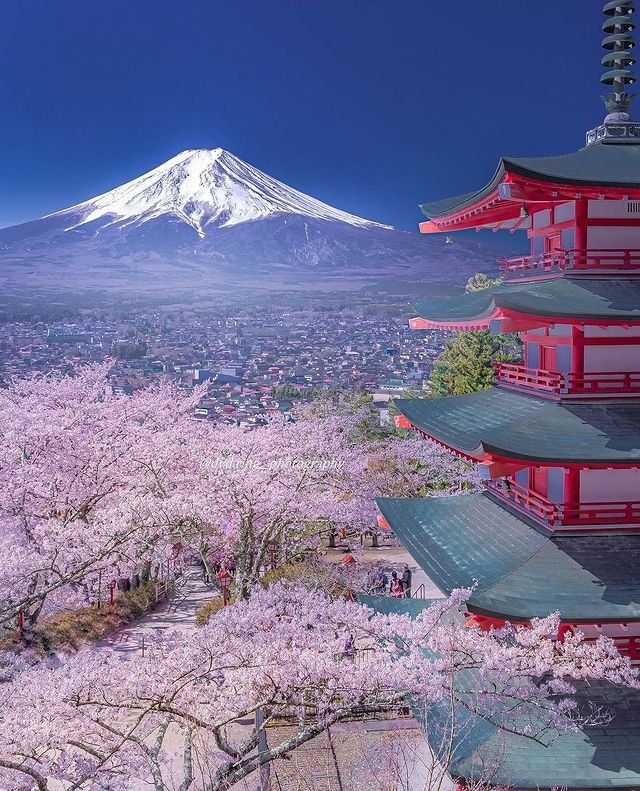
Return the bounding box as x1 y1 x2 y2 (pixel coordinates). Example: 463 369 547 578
371 564 388 595
389 571 404 598
401 564 412 599
341 548 356 566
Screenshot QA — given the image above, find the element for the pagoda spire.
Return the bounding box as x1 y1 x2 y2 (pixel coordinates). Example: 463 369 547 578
601 0 637 118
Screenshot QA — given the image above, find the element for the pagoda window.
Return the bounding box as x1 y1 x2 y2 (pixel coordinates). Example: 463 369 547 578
515 468 529 487
588 224 640 249
532 235 545 256
526 341 540 369
533 209 551 229
590 199 640 218
584 343 640 372
547 467 565 504
560 227 575 249
556 344 571 373
580 468 640 503
550 325 572 337
555 202 575 223
584 326 640 337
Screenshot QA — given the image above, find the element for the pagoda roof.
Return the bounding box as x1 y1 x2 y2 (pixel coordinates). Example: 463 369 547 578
362 591 640 788
425 677 640 789
376 493 640 622
410 277 640 330
394 388 640 464
421 139 640 223
358 595 439 618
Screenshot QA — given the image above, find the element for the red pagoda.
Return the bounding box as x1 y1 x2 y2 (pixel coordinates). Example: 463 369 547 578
377 2 640 787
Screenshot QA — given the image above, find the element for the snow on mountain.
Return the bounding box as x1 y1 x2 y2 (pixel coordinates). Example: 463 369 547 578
0 148 506 298
49 148 392 238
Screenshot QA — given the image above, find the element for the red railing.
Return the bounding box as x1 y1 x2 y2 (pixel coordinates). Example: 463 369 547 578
584 635 640 662
487 479 557 524
493 363 640 397
613 637 640 662
470 618 640 662
493 362 563 393
487 479 640 527
564 371 640 394
499 248 640 279
561 501 640 525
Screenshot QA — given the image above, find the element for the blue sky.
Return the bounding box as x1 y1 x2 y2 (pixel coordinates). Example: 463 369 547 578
0 1 605 229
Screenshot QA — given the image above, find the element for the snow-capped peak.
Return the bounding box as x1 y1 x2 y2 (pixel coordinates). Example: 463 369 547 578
50 148 392 237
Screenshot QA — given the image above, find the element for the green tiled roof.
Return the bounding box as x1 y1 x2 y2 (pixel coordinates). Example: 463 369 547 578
357 595 439 618
420 140 640 218
376 494 640 621
412 277 640 324
394 388 640 463
424 680 640 789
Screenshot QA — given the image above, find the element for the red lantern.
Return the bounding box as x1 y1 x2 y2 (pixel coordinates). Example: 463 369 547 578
216 568 233 606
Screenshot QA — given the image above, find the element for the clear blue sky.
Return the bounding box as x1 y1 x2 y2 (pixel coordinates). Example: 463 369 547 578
0 0 606 230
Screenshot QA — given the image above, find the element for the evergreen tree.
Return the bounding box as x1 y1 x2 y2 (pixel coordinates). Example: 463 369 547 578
465 272 502 292
429 272 519 396
430 330 503 395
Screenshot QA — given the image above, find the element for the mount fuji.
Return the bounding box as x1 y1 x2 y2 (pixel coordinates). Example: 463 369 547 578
0 148 499 296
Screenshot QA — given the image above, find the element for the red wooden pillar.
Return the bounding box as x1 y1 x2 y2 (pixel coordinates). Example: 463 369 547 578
563 468 581 522
571 325 584 383
557 623 575 642
574 198 588 268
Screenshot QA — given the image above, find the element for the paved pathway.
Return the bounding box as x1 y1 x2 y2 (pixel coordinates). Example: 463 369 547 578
91 557 447 790
95 566 213 659
323 540 445 601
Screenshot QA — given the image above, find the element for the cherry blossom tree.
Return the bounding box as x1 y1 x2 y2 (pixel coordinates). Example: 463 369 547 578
0 583 636 790
0 364 202 634
0 364 478 630
171 412 478 598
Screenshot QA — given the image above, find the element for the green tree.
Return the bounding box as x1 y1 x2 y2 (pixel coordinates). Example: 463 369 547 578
430 330 503 395
429 272 520 396
465 272 502 292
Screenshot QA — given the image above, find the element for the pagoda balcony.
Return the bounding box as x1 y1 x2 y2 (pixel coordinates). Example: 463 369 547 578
493 362 640 398
498 248 640 280
487 478 640 530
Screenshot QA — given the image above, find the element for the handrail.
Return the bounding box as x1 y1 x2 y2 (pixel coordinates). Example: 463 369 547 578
487 479 557 522
494 363 640 397
488 478 640 526
584 635 640 661
492 362 563 392
412 584 426 600
499 248 640 279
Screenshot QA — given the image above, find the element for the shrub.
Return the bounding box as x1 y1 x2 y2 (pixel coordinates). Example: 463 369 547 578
195 595 236 626
3 582 163 655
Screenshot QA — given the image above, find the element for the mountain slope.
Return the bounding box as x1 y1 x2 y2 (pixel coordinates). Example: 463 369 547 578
46 148 392 237
0 148 504 296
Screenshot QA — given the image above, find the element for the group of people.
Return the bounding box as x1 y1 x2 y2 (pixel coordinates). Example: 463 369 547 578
370 563 412 599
